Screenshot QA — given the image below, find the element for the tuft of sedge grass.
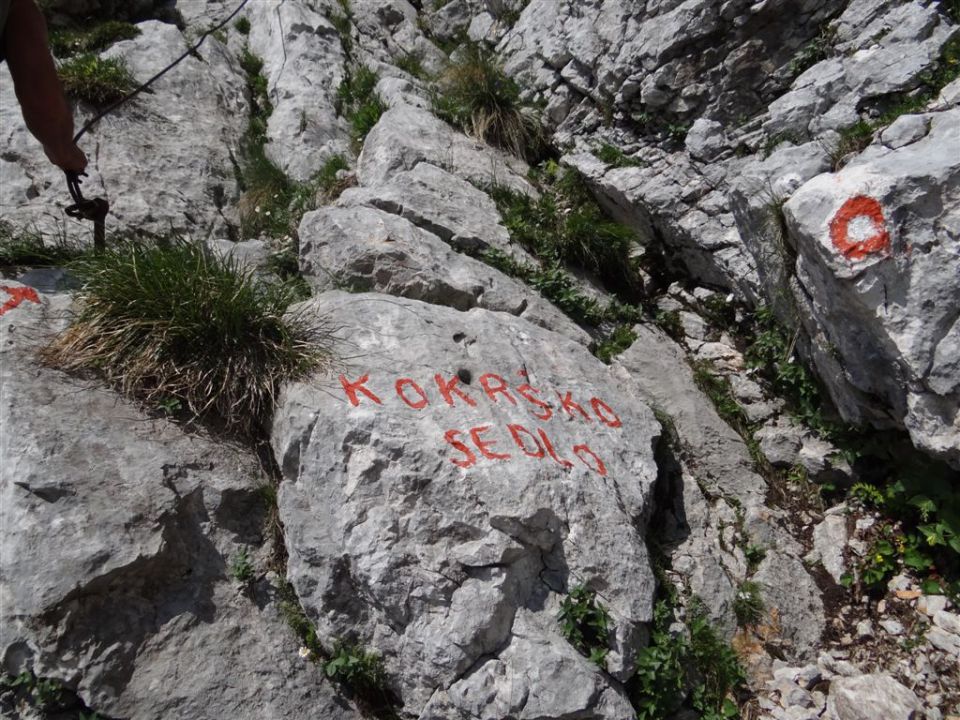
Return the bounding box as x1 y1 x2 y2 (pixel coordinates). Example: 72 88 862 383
43 240 328 437
49 20 141 58
57 53 136 104
431 42 546 161
0 223 87 269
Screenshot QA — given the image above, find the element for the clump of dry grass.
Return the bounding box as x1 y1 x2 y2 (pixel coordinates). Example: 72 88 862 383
44 240 327 437
431 42 546 161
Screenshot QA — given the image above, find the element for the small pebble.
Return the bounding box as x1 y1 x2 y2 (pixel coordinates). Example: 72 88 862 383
880 618 904 635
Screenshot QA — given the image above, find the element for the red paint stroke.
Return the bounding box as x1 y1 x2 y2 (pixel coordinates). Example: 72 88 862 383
829 195 890 261
0 286 40 317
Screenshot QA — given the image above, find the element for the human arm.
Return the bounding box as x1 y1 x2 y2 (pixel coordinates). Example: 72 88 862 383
2 0 86 172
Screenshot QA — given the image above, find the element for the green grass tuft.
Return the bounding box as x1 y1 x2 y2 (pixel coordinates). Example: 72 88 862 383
49 20 141 58
57 53 136 104
43 241 327 437
234 16 251 35
432 42 545 161
0 222 87 268
595 325 638 363
732 581 765 627
336 66 386 147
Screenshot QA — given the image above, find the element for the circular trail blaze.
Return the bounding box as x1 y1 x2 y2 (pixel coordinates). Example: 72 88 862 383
828 195 890 261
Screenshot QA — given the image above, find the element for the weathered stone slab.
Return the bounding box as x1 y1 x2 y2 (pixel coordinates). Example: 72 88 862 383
272 291 660 715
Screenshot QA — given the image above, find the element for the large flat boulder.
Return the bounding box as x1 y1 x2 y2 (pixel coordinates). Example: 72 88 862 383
271 291 660 717
0 281 359 719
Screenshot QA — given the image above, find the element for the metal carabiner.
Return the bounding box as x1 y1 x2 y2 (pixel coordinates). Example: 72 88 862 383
64 171 109 251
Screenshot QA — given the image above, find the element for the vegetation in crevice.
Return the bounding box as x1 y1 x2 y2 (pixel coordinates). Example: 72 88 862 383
0 222 87 269
490 161 644 302
595 142 644 168
277 580 399 718
57 53 136 104
329 0 354 56
335 65 387 148
629 596 746 720
595 324 639 363
48 19 140 58
558 585 612 667
0 670 112 718
432 41 547 161
234 16 251 35
732 581 765 628
787 24 837 78
43 240 328 440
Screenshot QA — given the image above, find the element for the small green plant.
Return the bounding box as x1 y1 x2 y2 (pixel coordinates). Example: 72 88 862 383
432 42 545 161
595 142 643 168
156 396 182 415
230 547 255 583
630 599 745 720
49 20 141 58
558 585 611 667
57 54 136 104
761 131 801 159
788 25 837 77
595 325 638 363
861 535 899 588
0 671 63 711
324 642 388 693
336 66 386 146
744 544 766 571
329 0 354 55
654 309 684 340
829 120 875 170
691 361 749 435
234 16 251 35
732 581 764 627
44 240 327 438
489 164 642 300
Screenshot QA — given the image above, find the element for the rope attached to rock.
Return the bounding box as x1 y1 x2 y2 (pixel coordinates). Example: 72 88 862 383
64 0 252 249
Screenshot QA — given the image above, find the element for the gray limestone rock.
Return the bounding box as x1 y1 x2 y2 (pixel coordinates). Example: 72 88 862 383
271 291 659 714
297 204 590 345
826 674 923 720
246 1 351 182
0 282 360 719
784 108 960 467
807 513 849 584
358 104 533 194
338 162 522 257
0 21 247 242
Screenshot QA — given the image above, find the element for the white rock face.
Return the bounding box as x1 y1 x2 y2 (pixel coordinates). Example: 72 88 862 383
245 1 351 182
0 283 360 719
272 291 660 715
298 204 590 345
784 108 960 467
0 21 247 242
826 674 923 720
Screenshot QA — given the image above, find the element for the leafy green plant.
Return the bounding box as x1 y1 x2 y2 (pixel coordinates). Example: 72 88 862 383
655 309 684 340
324 642 388 693
1 672 63 711
234 16 251 35
558 585 611 666
231 548 255 583
788 25 837 77
49 20 141 58
744 544 766 571
630 599 745 720
43 240 327 438
432 42 545 161
732 581 764 627
329 0 354 55
57 53 135 104
595 325 638 363
336 66 386 146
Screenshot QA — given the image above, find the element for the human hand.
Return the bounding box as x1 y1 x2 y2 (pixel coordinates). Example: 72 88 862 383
44 141 87 172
